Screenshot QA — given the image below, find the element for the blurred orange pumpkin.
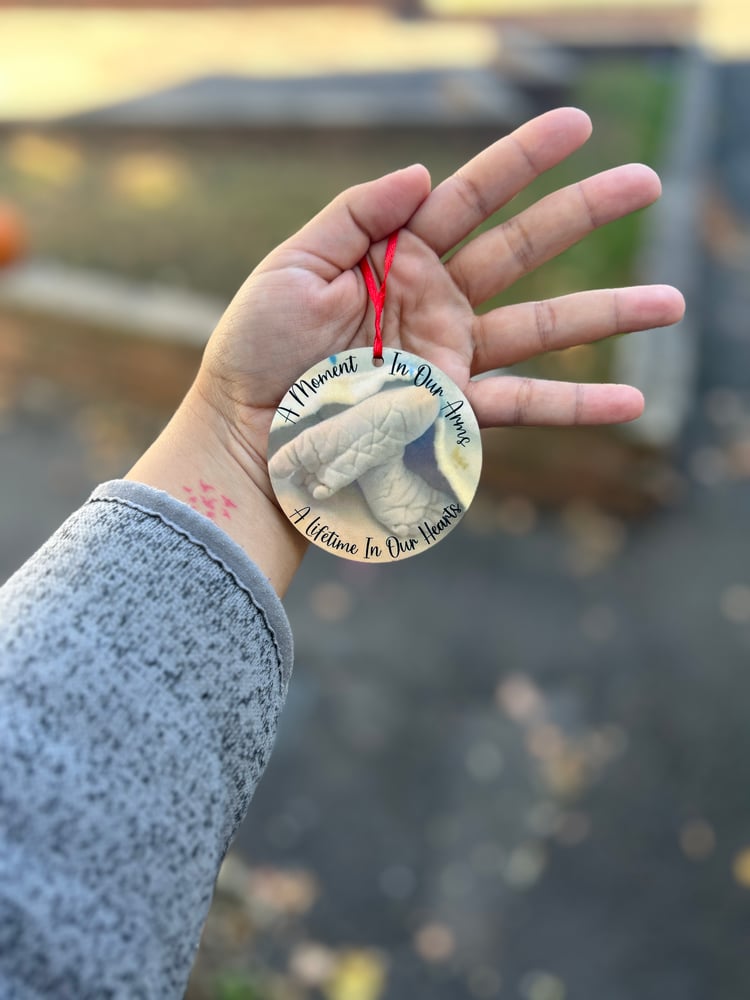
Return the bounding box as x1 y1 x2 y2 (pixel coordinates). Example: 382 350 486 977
0 202 27 267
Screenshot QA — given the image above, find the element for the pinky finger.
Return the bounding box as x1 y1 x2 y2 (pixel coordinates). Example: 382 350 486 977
467 375 644 428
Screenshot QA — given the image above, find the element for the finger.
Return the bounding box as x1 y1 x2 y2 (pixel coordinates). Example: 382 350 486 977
472 284 686 374
467 376 644 428
277 164 432 279
408 106 592 256
449 163 662 306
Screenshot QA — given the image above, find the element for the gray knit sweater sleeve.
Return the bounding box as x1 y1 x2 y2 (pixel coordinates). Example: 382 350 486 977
0 480 294 999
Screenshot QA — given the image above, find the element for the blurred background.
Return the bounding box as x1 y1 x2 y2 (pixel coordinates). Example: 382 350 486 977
1 1 750 998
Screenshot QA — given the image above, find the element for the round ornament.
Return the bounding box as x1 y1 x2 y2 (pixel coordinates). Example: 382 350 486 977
268 347 482 562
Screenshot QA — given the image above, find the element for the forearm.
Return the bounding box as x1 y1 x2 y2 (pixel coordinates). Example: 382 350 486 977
0 483 293 997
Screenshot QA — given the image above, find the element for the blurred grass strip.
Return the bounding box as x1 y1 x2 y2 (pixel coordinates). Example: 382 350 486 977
479 57 677 382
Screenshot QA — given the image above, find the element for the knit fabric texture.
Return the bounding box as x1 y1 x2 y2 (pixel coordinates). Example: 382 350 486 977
0 481 293 999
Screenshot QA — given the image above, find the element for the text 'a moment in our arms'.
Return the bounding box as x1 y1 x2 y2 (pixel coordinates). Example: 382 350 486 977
275 351 472 448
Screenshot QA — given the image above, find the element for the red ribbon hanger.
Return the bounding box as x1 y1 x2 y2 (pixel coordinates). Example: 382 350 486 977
359 231 399 362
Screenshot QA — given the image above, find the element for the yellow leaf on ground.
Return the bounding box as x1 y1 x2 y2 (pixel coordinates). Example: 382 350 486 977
732 847 750 887
323 949 388 1000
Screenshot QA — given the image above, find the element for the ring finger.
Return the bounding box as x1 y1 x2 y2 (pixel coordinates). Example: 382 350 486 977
472 284 685 374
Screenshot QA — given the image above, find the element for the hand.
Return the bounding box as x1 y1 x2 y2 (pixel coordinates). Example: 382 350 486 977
199 106 683 470
130 107 684 592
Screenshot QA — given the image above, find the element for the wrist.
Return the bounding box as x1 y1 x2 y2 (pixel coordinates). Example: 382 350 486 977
125 384 307 596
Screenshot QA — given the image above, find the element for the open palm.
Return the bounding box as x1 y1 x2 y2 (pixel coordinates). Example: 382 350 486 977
200 107 684 475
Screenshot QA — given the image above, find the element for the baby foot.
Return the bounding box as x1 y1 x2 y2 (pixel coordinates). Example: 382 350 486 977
358 455 453 537
269 387 439 500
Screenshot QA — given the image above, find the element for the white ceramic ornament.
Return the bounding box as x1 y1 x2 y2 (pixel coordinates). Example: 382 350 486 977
268 347 482 562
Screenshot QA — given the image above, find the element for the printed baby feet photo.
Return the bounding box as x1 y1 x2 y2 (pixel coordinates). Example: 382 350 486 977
269 385 447 534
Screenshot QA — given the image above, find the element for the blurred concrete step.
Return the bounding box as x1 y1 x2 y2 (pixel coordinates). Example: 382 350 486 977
0 259 223 345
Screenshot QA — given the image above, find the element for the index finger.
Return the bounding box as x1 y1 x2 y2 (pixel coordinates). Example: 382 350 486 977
274 164 431 280
408 106 593 257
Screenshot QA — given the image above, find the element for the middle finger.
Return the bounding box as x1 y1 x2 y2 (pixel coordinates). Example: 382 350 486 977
447 163 662 307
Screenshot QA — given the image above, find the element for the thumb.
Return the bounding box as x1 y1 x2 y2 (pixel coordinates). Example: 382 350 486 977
286 164 431 275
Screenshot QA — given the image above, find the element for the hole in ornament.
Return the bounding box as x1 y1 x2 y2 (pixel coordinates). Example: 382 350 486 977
372 356 384 367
